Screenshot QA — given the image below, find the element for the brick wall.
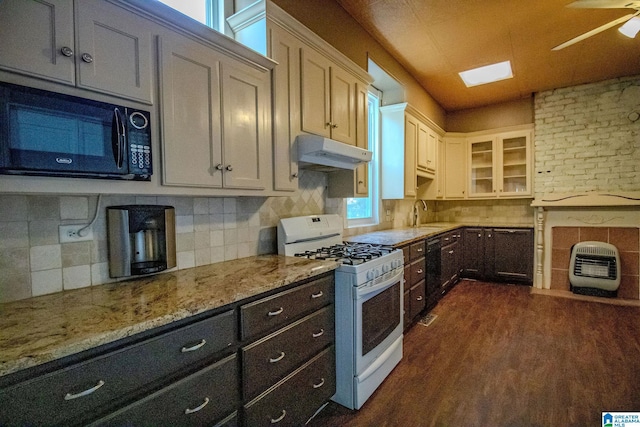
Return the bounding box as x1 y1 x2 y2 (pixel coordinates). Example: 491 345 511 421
534 75 640 197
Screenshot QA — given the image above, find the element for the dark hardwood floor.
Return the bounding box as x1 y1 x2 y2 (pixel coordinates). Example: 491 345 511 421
309 280 640 427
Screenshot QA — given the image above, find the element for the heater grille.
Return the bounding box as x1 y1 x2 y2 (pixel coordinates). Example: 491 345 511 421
569 241 620 294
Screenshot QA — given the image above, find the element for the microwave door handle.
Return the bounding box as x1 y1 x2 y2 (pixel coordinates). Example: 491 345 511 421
113 108 125 169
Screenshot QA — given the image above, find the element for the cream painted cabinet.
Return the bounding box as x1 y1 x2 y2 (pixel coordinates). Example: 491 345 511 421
268 21 301 192
416 123 436 177
301 47 357 145
444 136 467 199
160 33 270 190
0 0 153 104
404 113 419 198
468 129 532 198
354 83 369 196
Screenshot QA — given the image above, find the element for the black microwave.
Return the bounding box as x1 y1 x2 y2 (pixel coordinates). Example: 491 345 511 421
0 82 152 181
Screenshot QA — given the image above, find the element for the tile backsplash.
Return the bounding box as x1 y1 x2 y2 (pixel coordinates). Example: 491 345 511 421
0 171 337 303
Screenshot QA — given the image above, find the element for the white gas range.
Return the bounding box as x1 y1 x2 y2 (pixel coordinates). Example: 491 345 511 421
277 214 404 410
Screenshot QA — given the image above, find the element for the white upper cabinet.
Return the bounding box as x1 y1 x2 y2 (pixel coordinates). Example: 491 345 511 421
268 21 301 192
301 47 357 145
0 0 153 104
443 136 467 199
159 33 270 191
467 128 532 198
417 124 437 177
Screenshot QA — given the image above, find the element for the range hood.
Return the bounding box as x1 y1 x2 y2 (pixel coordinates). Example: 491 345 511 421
297 134 372 171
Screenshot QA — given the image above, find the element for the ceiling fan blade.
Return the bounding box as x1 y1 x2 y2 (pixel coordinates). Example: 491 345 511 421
566 0 640 9
552 13 636 50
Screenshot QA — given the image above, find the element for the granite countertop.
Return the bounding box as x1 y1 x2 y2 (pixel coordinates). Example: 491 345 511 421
0 255 339 378
347 222 534 247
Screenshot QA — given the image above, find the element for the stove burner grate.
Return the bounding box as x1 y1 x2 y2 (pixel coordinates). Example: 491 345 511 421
294 242 395 265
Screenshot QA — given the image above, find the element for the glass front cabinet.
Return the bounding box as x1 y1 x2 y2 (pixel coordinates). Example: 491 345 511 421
467 129 531 198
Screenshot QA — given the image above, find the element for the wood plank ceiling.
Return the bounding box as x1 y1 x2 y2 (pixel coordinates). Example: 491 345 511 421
335 0 640 111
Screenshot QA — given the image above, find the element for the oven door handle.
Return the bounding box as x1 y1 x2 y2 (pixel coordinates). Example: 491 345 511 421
355 268 403 300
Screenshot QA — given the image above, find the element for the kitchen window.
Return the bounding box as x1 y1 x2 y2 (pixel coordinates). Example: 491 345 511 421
346 91 380 228
156 0 228 33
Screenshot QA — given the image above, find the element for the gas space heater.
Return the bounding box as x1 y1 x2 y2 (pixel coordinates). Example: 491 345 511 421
569 241 620 297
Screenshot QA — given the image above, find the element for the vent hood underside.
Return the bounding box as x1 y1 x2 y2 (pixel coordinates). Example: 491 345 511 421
297 134 372 171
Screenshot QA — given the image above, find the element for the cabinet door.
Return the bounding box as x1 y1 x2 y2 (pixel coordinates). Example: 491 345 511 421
220 57 270 190
492 229 533 283
416 123 429 173
0 0 75 84
498 131 531 197
329 66 357 145
354 83 369 196
268 24 300 192
159 35 223 188
75 0 153 103
468 137 495 197
462 228 484 279
404 114 418 198
300 47 331 138
444 137 466 198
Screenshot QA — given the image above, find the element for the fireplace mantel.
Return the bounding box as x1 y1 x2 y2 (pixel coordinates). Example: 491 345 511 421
532 192 640 207
530 193 640 297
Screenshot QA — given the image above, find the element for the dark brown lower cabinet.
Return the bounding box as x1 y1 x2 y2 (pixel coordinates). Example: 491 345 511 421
243 347 335 427
0 273 336 427
92 354 239 427
461 227 533 284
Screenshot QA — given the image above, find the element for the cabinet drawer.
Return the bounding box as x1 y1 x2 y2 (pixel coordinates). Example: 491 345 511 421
410 280 426 318
0 309 236 426
240 275 334 341
93 354 239 427
410 258 426 285
242 306 334 400
409 241 426 261
244 346 336 427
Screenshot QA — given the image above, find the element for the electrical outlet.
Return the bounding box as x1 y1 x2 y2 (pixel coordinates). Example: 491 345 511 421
59 225 93 243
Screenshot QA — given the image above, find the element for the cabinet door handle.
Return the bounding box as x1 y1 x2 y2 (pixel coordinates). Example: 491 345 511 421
332 123 338 129
416 295 423 301
268 307 284 316
270 409 287 424
311 291 324 299
270 352 286 363
184 397 209 415
417 248 423 252
181 339 206 353
81 53 93 63
64 380 105 401
312 328 324 338
312 378 325 389
417 269 423 274
215 164 223 171
325 122 333 128
225 165 233 171
449 250 454 254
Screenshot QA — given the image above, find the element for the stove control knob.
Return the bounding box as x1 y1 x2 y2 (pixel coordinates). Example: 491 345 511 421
366 270 374 281
382 264 390 273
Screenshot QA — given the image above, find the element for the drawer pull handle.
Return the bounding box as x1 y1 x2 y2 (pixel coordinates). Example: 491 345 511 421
64 380 105 401
184 397 209 415
416 296 423 301
312 328 325 338
270 409 287 424
270 352 286 363
449 250 454 254
311 291 324 299
313 378 325 389
417 269 423 274
268 307 284 316
181 339 206 353
417 248 423 252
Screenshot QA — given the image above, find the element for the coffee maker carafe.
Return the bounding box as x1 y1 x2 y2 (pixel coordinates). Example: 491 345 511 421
107 205 176 278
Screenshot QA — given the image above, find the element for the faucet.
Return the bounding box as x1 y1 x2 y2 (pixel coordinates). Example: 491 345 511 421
412 199 427 227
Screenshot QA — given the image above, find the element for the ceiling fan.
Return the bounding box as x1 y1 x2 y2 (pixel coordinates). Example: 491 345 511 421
552 0 640 50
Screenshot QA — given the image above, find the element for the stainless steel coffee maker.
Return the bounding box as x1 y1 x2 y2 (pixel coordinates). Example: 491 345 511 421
107 205 176 278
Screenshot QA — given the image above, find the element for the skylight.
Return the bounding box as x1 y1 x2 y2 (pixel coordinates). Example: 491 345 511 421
459 61 513 87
